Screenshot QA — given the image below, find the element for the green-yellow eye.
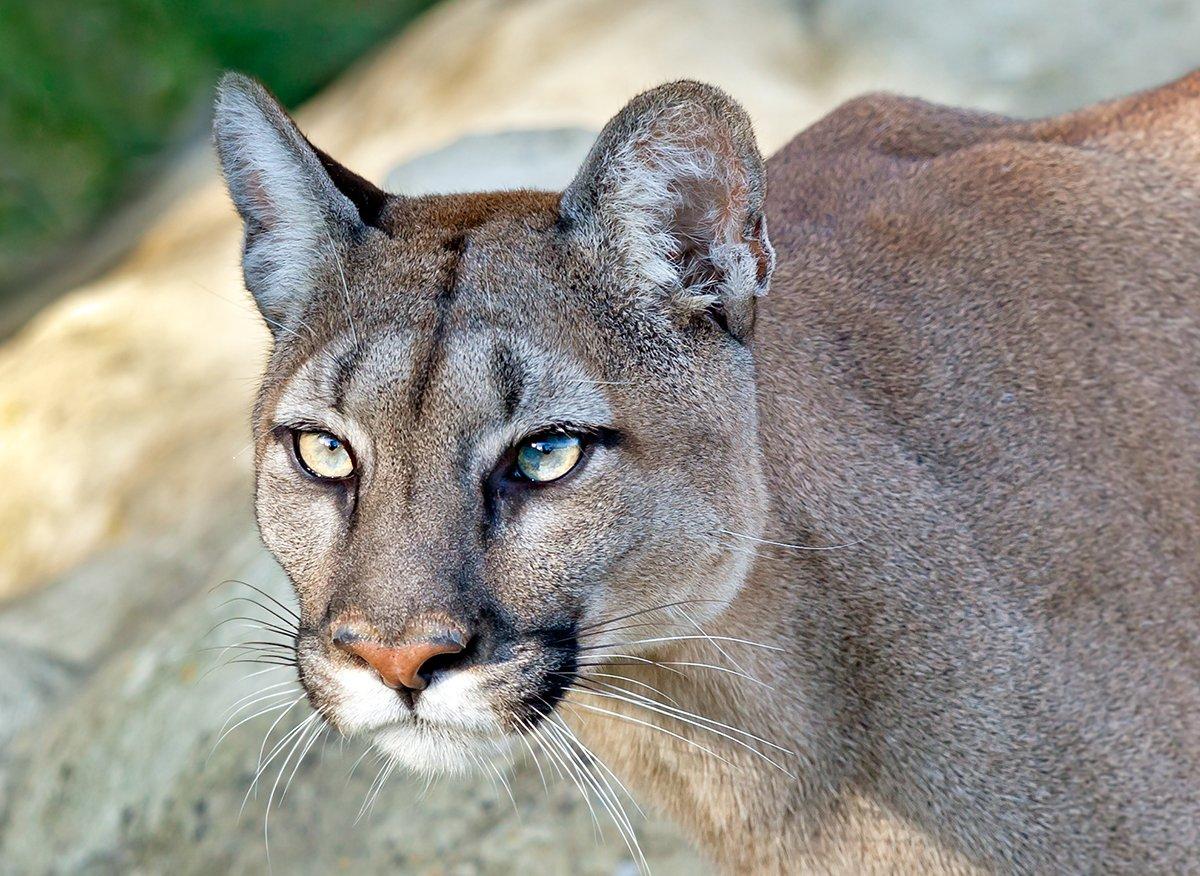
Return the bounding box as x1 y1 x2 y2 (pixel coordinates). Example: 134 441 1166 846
295 430 354 479
515 433 582 483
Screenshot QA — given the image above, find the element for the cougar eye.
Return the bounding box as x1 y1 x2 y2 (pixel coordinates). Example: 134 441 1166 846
514 433 582 483
294 430 355 479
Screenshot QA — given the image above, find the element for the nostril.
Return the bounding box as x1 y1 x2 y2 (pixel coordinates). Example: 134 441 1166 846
415 634 474 684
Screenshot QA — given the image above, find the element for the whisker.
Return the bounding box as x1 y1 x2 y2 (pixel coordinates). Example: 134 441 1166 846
222 658 298 669
213 598 299 639
484 754 519 817
345 745 374 788
222 680 297 717
219 581 301 622
280 719 326 804
572 686 796 775
574 653 686 676
529 718 604 845
578 634 783 653
541 715 647 872
568 700 737 769
264 713 321 867
208 698 297 764
358 756 397 823
579 655 772 688
717 527 863 553
240 701 309 817
557 669 681 706
513 716 550 795
220 579 301 620
546 713 645 819
324 228 358 346
205 613 298 640
571 599 726 637
253 695 306 777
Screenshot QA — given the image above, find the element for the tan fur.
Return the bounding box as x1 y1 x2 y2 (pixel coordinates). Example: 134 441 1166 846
215 72 1200 873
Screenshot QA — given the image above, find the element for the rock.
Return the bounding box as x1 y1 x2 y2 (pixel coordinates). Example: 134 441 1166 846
386 127 599 196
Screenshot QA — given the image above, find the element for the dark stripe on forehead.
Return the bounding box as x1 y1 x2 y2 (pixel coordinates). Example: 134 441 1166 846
489 341 527 420
330 343 363 412
409 232 468 416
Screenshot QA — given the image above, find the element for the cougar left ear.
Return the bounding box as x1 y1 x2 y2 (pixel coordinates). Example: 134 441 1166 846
560 81 774 340
213 73 389 336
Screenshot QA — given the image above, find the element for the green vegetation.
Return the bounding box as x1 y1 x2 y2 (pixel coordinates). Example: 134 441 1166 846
0 0 436 296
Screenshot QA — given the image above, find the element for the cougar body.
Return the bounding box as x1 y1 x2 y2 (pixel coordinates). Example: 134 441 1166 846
214 71 1200 873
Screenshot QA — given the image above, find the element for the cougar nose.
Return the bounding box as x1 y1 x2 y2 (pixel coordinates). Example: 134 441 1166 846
332 627 467 691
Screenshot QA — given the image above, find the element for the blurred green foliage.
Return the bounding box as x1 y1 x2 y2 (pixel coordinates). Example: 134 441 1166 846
0 0 436 295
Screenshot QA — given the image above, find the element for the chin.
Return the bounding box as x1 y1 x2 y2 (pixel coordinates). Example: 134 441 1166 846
306 658 531 777
371 720 510 776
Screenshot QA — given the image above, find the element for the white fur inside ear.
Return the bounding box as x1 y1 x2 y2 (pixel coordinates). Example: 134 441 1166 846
214 77 351 326
606 109 728 293
588 102 768 315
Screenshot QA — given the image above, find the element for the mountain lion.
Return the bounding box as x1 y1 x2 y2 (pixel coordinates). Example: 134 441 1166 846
214 71 1200 872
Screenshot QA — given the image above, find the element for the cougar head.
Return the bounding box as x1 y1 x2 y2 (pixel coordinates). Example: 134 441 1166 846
213 73 774 774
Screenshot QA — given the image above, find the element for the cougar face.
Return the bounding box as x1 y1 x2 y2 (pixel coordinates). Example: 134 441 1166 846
215 75 773 773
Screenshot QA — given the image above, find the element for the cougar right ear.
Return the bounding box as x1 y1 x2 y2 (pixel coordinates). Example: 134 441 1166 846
213 73 388 335
560 80 773 341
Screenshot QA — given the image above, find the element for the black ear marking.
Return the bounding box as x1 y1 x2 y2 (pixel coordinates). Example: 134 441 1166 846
310 141 390 231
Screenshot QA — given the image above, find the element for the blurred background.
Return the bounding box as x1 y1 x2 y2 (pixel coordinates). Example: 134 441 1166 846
0 1 1197 873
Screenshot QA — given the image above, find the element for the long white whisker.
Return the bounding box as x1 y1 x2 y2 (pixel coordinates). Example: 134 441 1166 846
569 700 738 769
281 720 326 803
345 745 374 788
573 599 725 636
546 713 645 819
575 653 686 676
579 634 783 653
324 228 358 346
672 606 739 670
717 527 862 552
356 754 395 824
514 718 550 795
574 688 795 777
569 670 681 707
263 713 320 868
483 753 519 817
221 681 296 718
576 679 771 750
255 695 306 773
578 654 771 688
530 719 604 844
209 697 296 762
240 699 308 817
541 715 647 873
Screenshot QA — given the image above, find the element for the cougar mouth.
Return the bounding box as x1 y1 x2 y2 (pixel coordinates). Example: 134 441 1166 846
294 623 580 775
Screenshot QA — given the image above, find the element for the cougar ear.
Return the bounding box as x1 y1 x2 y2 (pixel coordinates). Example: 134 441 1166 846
560 81 774 340
212 73 388 335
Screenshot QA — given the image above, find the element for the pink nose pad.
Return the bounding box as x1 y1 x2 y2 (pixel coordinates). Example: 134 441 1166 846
333 628 467 691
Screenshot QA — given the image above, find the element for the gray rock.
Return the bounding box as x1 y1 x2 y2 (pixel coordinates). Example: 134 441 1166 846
386 128 598 196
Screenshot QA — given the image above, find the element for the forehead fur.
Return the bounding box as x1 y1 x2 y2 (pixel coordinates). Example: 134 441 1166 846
254 187 696 428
